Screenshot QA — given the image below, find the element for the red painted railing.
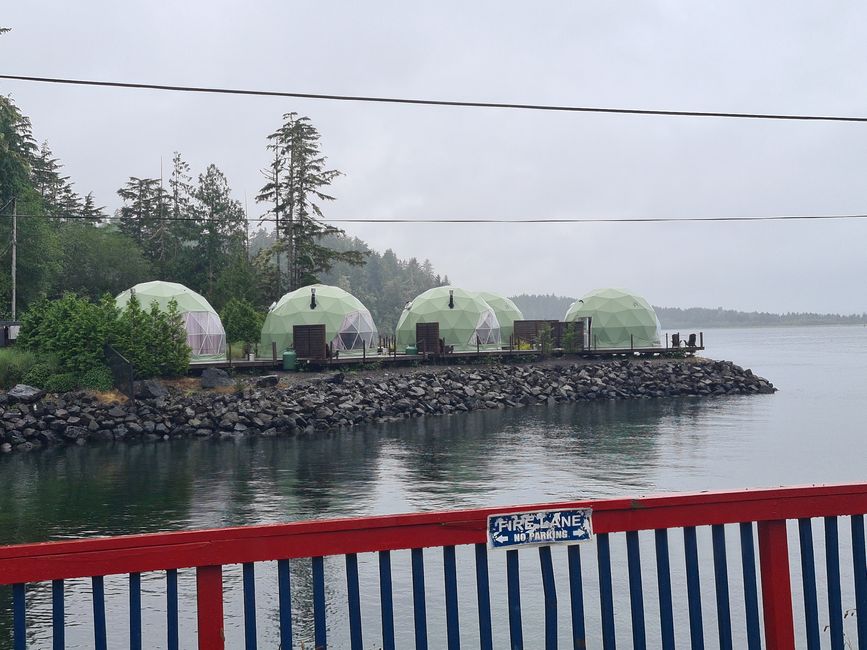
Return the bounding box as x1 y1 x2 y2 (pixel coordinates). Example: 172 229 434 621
2 483 867 649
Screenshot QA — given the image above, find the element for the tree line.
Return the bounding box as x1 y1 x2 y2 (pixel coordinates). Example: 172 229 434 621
0 94 445 331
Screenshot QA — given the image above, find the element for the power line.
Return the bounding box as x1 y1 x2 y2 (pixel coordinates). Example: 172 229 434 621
2 74 867 123
3 212 867 224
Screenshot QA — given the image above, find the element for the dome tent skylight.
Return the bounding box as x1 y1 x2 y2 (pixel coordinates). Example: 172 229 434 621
396 286 501 352
260 284 378 355
564 287 661 349
115 280 227 361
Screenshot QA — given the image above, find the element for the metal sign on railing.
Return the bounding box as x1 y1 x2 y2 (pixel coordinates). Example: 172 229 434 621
487 508 593 549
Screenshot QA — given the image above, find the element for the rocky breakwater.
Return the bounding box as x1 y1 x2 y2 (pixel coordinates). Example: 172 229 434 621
0 359 775 453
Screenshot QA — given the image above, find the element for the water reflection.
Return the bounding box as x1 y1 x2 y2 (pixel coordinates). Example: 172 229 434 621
0 397 697 648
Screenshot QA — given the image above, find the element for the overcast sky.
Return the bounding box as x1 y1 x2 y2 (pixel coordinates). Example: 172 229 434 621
3 1 866 313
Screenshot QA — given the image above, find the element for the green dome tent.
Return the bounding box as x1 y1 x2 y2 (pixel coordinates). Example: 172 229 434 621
564 287 661 349
260 284 378 355
475 291 523 346
115 281 227 361
396 286 501 352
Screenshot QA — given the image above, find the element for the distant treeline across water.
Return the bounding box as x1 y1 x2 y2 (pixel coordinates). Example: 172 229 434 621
509 294 867 329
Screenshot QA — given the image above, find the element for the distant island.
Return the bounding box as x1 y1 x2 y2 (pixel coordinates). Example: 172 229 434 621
510 294 867 329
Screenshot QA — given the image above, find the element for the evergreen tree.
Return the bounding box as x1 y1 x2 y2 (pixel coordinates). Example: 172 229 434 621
257 112 363 291
192 164 246 296
116 176 176 276
0 96 60 315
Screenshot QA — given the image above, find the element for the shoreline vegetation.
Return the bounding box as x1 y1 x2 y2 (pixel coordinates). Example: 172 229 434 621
510 295 867 329
0 357 775 454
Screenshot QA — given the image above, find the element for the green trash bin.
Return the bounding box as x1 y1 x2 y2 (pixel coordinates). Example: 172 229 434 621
405 345 418 356
282 350 297 371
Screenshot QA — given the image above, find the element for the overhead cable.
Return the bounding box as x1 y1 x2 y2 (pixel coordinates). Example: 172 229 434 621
2 74 867 123
3 212 867 224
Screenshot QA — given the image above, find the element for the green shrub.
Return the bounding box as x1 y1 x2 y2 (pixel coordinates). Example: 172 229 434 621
79 366 114 392
17 293 190 380
44 372 79 394
221 299 263 354
0 349 38 388
17 294 119 373
113 296 190 378
22 362 54 388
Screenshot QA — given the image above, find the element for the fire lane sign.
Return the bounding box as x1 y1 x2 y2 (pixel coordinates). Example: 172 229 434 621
487 508 593 550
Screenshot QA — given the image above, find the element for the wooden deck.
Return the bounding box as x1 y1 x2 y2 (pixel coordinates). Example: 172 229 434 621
188 344 704 372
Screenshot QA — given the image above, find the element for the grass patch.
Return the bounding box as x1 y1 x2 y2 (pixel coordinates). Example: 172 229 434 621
0 348 39 389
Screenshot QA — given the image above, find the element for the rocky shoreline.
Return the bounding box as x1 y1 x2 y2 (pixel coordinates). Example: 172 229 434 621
0 358 775 453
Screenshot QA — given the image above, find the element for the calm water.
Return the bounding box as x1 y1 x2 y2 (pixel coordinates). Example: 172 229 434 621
1 325 866 648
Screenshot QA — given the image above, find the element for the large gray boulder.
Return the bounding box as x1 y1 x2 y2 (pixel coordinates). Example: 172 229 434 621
255 375 279 388
7 384 45 404
134 379 168 399
201 368 233 389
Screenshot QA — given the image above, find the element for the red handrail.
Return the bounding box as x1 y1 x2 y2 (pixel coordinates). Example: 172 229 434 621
1 482 865 584
4 482 866 650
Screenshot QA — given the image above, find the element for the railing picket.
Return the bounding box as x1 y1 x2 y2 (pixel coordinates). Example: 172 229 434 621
52 579 64 650
626 531 646 650
852 515 867 648
654 529 675 650
129 573 142 650
597 533 616 650
825 516 844 650
506 549 524 649
92 575 107 650
411 548 428 650
312 556 327 650
474 543 493 650
167 569 179 650
196 565 224 650
567 545 586 650
443 545 461 650
346 553 363 650
277 560 292 650
683 526 705 650
738 523 761 650
242 562 258 650
379 551 395 650
539 546 558 650
711 525 733 650
13 582 25 650
797 518 821 649
757 519 795 648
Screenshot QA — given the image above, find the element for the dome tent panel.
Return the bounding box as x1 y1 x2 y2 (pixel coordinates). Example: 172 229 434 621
260 284 378 355
396 286 501 352
184 311 227 357
115 280 227 361
564 287 661 349
475 291 523 344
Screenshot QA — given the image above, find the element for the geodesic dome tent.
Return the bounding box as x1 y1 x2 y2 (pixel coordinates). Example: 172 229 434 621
260 284 378 355
396 286 501 352
564 287 661 349
476 291 523 345
115 281 227 361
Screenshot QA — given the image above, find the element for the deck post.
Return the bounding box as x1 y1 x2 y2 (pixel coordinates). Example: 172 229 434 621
700 332 704 348
272 342 277 362
757 520 795 649
196 565 225 650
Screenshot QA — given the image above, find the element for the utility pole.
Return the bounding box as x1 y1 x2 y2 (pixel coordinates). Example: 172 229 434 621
11 197 17 320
